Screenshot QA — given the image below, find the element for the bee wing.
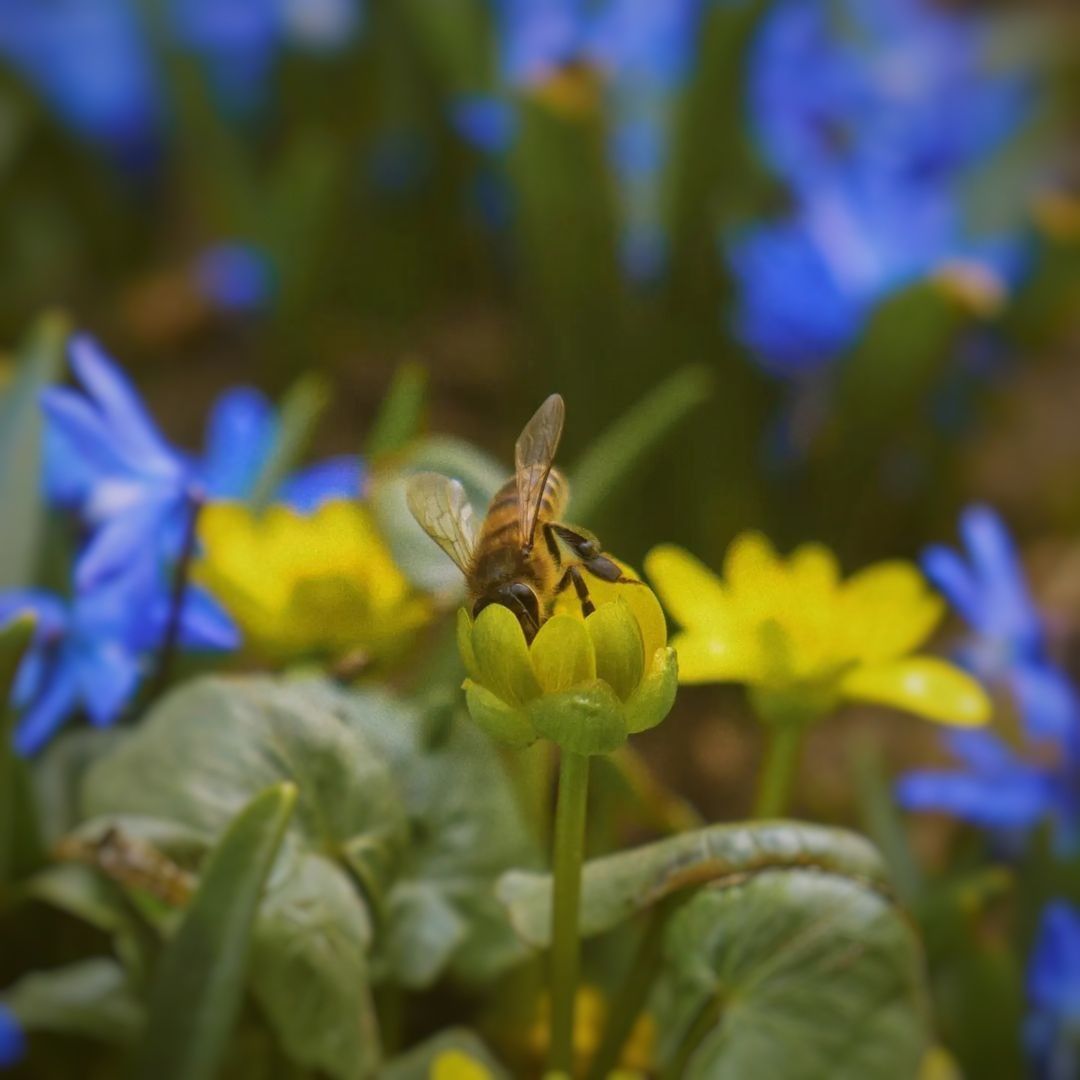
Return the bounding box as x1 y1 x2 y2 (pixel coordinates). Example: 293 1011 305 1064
405 471 478 574
515 393 565 550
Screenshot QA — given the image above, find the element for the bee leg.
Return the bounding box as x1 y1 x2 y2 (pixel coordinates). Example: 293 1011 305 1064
557 565 596 618
582 553 642 587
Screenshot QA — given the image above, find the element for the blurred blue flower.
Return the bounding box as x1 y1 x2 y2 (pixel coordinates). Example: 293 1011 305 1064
450 96 517 155
1026 901 1080 1080
897 506 1080 851
193 243 275 314
43 334 199 589
497 0 584 87
0 0 161 163
0 570 236 755
922 505 1078 742
170 0 364 115
0 1004 24 1068
731 0 1034 373
43 336 365 586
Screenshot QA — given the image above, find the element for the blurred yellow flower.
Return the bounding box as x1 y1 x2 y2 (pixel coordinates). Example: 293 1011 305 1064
457 576 677 755
645 533 990 728
430 1049 493 1080
196 499 432 664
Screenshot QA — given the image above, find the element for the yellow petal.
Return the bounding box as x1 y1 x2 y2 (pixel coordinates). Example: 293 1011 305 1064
839 562 944 663
669 630 763 685
722 530 782 597
787 542 840 606
432 1049 494 1080
644 545 729 632
530 614 596 694
839 658 990 726
471 603 541 705
586 599 645 701
617 582 668 657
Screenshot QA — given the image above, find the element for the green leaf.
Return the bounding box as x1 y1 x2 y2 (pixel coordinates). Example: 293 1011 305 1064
655 872 929 1079
0 311 67 587
134 782 297 1080
249 839 381 1080
82 677 409 907
570 365 714 524
248 375 331 510
381 1028 510 1080
3 958 143 1045
1 613 43 884
366 360 429 459
498 821 887 948
298 682 539 987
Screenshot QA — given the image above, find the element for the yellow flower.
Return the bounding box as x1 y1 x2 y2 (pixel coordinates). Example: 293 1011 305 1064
196 499 432 664
457 578 677 755
645 533 990 728
430 1049 494 1080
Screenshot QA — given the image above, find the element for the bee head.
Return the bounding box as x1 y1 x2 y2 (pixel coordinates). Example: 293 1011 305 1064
473 582 542 643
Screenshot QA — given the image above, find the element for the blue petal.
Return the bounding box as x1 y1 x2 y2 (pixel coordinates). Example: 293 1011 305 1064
0 590 67 637
201 386 278 498
279 456 365 511
449 96 517 155
895 767 1053 830
74 640 142 726
959 504 1042 647
1010 661 1079 744
193 245 275 314
74 495 180 590
41 386 129 481
177 586 241 652
1027 901 1080 1013
68 334 178 470
13 663 80 756
942 728 1017 773
0 1004 26 1068
921 544 983 630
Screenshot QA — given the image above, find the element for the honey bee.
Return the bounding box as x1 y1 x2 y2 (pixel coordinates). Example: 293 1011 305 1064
407 394 636 642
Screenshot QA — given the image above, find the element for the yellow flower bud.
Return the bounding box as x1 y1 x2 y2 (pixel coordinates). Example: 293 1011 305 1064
458 582 677 755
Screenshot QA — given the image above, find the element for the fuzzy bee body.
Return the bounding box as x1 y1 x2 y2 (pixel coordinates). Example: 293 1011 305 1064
407 396 632 641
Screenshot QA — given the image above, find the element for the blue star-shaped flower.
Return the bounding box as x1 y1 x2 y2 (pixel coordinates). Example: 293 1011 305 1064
1026 901 1080 1080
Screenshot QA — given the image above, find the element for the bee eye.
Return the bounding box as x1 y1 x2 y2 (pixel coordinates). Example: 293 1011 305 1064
508 583 540 626
472 597 493 619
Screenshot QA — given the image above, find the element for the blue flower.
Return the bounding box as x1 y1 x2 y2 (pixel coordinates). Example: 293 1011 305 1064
1026 901 1080 1080
896 506 1080 850
42 334 199 589
0 1004 25 1068
0 570 236 755
0 0 161 163
43 335 366 587
193 243 275 314
922 505 1078 741
731 0 1035 373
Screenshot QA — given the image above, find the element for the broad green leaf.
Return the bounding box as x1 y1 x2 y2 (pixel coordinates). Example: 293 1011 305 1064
381 1028 510 1080
134 782 297 1080
570 365 713 524
1 613 43 883
366 360 429 459
0 311 67 588
81 677 409 906
655 871 929 1080
498 821 887 947
298 683 539 987
249 838 381 1080
2 957 143 1045
248 375 330 510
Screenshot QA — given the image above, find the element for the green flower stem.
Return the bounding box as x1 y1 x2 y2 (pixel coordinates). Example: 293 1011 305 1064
549 750 590 1074
752 722 803 818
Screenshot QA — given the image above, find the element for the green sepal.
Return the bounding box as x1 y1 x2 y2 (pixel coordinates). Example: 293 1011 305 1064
463 681 537 749
526 681 626 756
624 647 678 734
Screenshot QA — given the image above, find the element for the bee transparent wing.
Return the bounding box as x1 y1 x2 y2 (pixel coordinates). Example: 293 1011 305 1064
515 393 565 551
405 471 478 574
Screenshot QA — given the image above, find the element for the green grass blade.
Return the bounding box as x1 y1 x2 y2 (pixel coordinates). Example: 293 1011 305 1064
133 782 298 1080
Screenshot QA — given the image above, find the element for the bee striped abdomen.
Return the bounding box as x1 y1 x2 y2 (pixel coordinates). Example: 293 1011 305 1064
478 468 568 550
